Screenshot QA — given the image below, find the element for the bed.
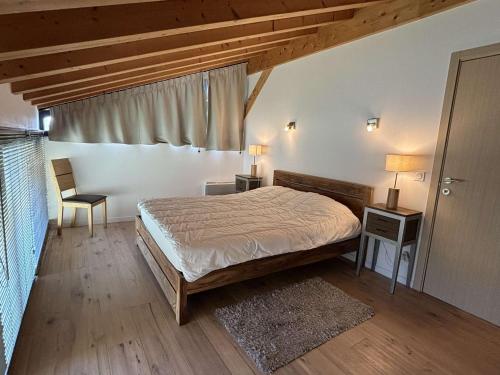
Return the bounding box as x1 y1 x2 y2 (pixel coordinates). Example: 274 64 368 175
136 170 373 324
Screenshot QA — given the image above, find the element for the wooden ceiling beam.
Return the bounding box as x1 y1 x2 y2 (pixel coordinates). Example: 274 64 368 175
248 0 474 74
0 10 352 83
10 30 315 94
245 69 273 118
33 57 259 108
0 0 384 60
0 1 164 14
24 45 283 101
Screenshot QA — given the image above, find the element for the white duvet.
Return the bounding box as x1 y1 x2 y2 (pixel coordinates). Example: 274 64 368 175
138 186 361 282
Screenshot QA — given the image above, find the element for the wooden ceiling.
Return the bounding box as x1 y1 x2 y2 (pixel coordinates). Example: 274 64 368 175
0 0 472 108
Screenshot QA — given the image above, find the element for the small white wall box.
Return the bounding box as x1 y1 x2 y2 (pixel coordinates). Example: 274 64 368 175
204 181 236 196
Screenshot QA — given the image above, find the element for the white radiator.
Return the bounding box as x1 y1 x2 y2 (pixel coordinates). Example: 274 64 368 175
204 181 236 196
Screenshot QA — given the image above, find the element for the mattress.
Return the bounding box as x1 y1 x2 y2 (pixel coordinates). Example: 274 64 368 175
138 186 361 282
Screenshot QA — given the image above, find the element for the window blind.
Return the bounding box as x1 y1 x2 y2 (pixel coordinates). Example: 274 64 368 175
0 130 48 369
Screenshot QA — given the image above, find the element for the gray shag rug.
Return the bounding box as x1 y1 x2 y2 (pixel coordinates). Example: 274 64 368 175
215 277 374 373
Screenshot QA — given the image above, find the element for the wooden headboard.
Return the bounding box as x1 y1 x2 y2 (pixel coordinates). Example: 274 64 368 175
273 170 373 221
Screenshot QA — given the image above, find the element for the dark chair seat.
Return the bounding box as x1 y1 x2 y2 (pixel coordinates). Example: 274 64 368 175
63 194 106 204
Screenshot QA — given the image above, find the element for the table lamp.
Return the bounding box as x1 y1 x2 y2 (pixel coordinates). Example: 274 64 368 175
248 144 262 177
385 154 422 209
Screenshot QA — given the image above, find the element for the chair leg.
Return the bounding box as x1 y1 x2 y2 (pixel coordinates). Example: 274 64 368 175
57 206 64 236
102 200 107 229
88 206 93 237
71 207 77 227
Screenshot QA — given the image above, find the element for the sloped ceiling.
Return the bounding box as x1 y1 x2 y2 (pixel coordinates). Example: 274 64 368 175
0 0 472 108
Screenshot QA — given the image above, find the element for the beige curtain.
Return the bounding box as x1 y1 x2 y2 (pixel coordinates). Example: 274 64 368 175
50 73 207 146
207 64 247 151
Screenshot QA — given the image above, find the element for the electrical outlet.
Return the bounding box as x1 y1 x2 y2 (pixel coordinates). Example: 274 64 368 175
414 171 425 182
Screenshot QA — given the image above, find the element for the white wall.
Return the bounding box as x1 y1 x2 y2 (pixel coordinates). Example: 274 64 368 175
46 141 243 224
244 0 500 284
0 84 38 130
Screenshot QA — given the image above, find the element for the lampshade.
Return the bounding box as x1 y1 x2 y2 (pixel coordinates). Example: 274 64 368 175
385 154 423 172
248 144 262 156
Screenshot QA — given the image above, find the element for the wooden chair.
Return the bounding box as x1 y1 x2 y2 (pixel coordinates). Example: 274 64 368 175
51 158 107 237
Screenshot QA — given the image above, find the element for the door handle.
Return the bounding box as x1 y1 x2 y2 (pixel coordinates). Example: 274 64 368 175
442 177 464 185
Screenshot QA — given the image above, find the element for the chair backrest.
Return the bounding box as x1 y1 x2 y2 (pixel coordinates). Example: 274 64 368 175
51 158 77 200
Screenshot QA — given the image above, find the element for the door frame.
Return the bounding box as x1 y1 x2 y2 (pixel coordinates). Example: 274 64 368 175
413 41 500 291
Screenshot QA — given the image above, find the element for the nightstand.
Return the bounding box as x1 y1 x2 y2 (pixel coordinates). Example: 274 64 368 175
356 203 422 294
235 174 262 192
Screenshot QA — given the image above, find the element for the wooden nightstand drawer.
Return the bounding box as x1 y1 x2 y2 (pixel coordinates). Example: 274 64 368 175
235 174 262 192
247 179 261 190
366 212 399 241
235 176 247 192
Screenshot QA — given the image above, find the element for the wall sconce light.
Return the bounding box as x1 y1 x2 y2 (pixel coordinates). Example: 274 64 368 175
366 118 379 132
284 122 296 132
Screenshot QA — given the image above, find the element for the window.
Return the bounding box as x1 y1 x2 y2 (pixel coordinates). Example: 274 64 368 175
38 109 52 132
0 130 48 369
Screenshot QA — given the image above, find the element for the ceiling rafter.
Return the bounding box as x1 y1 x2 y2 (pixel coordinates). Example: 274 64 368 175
1 10 353 83
0 1 165 14
11 30 312 94
0 0 383 60
247 0 474 73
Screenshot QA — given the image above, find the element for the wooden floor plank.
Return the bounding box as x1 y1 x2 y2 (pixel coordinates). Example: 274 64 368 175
288 348 346 375
102 306 150 375
9 223 500 375
130 303 190 375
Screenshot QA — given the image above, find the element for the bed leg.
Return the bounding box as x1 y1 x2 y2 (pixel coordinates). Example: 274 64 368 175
175 277 188 325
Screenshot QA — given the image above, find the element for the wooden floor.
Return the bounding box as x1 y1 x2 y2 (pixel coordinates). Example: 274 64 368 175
10 223 500 375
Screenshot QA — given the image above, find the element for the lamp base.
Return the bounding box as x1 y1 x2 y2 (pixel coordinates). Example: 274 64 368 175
386 188 400 210
250 164 257 177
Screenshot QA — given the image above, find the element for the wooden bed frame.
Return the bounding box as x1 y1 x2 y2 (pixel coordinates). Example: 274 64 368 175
136 170 373 325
